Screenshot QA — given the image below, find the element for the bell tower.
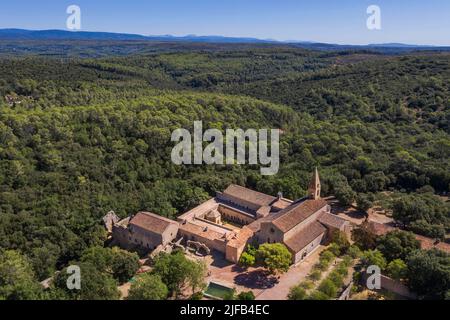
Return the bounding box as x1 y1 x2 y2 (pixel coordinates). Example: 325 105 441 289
308 167 321 200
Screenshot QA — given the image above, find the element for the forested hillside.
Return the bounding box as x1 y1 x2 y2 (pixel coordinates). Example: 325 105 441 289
0 46 449 290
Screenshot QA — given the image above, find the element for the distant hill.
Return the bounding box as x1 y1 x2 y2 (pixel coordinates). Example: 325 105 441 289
0 29 149 41
0 29 275 43
0 29 449 53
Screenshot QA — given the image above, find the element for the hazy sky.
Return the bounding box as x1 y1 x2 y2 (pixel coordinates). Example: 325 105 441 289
0 0 449 45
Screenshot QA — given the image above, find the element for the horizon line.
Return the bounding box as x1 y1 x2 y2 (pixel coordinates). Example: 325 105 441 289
1 28 449 47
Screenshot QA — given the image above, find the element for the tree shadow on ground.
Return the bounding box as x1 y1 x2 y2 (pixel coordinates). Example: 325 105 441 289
233 269 278 290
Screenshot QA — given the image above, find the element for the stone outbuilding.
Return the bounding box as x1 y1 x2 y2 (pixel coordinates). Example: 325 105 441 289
112 212 179 251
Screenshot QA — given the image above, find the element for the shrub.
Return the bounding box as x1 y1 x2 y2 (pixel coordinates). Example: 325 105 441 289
336 264 349 276
239 252 256 268
320 250 336 263
328 271 344 288
330 230 351 255
316 259 331 271
307 290 330 300
190 292 204 300
299 280 314 290
386 259 408 281
288 286 307 300
328 243 341 256
318 279 338 298
246 244 258 257
361 250 387 270
347 245 362 259
342 255 353 267
409 220 446 240
308 270 322 281
223 288 237 300
237 291 255 300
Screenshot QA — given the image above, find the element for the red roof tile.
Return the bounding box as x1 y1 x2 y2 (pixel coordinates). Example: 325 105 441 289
318 212 348 230
284 222 327 253
223 184 276 207
129 212 178 235
272 199 328 232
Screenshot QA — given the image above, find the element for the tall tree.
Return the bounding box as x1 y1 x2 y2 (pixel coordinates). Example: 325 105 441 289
376 230 421 262
127 274 168 300
0 250 43 300
256 243 292 274
406 249 450 300
52 262 120 300
152 251 206 298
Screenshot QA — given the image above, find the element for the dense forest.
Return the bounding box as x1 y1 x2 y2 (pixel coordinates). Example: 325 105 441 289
0 43 448 298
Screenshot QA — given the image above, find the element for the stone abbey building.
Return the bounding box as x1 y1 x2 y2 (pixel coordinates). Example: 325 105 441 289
111 169 350 264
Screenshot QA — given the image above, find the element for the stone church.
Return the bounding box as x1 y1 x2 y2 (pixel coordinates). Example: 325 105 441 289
110 169 350 265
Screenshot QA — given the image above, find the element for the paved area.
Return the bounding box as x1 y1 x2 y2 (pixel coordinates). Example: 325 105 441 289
255 246 325 300
204 247 324 300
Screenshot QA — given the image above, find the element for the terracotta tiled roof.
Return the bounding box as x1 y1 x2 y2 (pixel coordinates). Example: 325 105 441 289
318 212 348 230
223 184 276 207
271 198 293 211
256 205 272 217
129 212 178 235
227 226 254 249
284 222 327 253
271 199 328 232
179 221 226 241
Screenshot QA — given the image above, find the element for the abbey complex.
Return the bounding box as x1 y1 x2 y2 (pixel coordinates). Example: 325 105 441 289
110 169 351 265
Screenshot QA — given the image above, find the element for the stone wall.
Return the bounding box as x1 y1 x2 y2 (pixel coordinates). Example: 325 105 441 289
338 282 353 300
258 222 285 244
292 232 325 264
362 272 417 299
379 275 417 299
225 244 243 263
178 228 227 254
112 224 132 249
112 222 178 251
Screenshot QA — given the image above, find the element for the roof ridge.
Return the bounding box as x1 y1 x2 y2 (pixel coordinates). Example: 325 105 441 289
137 211 177 224
228 184 277 198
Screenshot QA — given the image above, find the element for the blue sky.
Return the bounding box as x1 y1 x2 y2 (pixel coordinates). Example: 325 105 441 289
0 0 449 45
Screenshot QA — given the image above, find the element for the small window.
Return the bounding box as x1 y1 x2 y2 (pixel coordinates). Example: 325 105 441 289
270 228 275 234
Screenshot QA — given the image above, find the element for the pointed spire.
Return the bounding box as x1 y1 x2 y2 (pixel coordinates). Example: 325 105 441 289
308 167 321 200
